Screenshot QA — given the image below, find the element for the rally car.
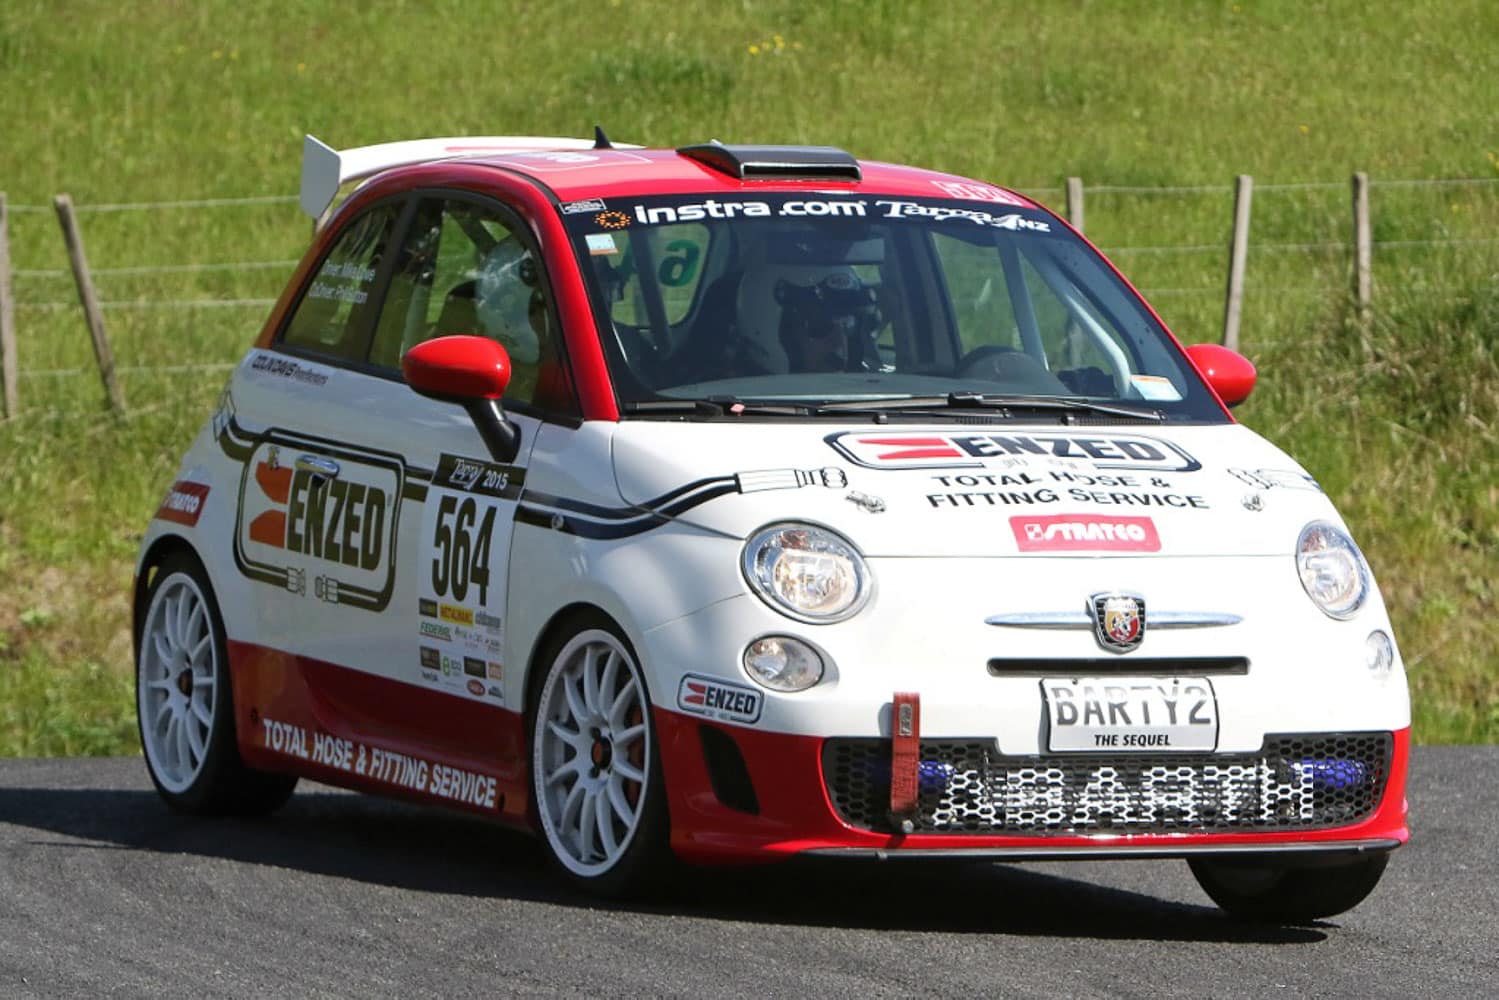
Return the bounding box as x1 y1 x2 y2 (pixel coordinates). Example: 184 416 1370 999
134 130 1409 919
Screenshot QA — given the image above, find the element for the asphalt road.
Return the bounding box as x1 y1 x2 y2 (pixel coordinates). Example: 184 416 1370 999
1 749 1494 999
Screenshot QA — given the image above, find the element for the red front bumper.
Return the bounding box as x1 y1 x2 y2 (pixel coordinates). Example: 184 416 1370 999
656 709 1411 865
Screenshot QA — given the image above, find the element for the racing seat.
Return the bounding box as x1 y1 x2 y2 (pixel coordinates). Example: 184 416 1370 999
433 280 480 337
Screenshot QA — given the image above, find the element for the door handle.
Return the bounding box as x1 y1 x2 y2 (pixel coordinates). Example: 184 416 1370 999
295 454 341 479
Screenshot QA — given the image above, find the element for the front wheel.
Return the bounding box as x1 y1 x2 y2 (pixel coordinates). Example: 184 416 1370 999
1188 853 1390 923
531 618 670 896
136 553 297 815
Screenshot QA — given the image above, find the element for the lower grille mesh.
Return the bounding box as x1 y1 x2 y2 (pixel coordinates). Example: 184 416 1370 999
822 733 1392 836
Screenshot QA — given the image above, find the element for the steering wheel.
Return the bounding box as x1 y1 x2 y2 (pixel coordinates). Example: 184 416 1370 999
956 344 1022 381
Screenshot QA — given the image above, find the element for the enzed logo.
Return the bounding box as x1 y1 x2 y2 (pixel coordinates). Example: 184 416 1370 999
234 437 403 613
246 450 388 570
828 431 1200 473
1011 514 1162 552
676 674 763 724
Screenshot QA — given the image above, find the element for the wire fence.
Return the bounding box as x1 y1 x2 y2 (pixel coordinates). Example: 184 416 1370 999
3 176 1497 410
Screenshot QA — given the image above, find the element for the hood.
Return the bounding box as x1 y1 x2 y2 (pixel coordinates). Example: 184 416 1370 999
610 421 1346 558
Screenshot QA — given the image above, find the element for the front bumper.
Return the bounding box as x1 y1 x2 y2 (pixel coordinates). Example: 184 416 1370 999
655 711 1410 865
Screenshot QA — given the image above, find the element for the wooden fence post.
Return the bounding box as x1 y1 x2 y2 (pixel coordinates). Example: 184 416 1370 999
0 192 18 419
1221 174 1253 352
1352 171 1372 322
54 193 126 416
1065 176 1084 233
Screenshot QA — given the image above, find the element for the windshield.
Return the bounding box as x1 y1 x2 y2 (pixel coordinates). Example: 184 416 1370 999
563 193 1225 421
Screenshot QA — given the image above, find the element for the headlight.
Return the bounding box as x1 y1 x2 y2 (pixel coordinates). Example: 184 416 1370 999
1296 521 1370 619
742 522 871 623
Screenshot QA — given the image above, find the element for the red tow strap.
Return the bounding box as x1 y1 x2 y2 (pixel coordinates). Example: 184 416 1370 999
890 691 921 820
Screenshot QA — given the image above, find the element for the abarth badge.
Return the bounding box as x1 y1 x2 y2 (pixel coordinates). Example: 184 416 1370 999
1091 592 1145 653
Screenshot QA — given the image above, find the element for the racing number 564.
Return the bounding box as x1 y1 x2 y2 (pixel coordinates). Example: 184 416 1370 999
431 495 496 604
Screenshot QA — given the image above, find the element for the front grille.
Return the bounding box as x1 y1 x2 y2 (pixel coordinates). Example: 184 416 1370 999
822 733 1392 836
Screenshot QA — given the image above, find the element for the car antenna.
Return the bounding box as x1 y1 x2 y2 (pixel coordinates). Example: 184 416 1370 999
593 125 614 150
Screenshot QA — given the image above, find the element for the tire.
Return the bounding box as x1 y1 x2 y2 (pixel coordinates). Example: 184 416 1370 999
1188 853 1390 924
136 552 298 816
530 615 671 896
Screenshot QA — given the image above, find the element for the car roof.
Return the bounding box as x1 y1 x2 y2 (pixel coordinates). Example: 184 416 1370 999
301 134 1040 222
463 148 1039 206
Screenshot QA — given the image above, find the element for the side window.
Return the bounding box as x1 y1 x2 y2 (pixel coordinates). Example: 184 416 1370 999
370 197 574 411
281 204 400 360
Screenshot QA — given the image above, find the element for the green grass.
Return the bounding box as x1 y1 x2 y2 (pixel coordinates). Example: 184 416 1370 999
2 0 1497 753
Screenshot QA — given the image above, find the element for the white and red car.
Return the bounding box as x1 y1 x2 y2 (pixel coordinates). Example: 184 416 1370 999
134 133 1409 918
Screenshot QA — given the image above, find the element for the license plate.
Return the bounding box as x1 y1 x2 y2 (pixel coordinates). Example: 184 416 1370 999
1041 676 1218 752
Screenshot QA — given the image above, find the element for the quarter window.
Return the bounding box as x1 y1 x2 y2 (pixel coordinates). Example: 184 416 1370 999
281 204 399 360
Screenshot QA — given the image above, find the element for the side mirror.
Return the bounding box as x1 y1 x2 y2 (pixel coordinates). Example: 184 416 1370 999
402 336 522 463
1185 343 1257 408
404 334 512 399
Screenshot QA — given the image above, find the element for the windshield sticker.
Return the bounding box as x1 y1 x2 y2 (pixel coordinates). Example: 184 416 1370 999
585 233 619 256
561 198 606 214
874 201 1050 231
828 430 1201 473
594 210 631 230
624 198 1050 232
930 180 1029 206
1129 374 1182 402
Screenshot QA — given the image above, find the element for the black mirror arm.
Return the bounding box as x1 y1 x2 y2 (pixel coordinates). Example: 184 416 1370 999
464 397 522 464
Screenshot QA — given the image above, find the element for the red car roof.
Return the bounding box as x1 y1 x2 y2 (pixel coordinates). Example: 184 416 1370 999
449 147 1040 207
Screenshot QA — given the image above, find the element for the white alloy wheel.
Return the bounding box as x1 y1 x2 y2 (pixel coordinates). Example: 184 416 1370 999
533 627 658 883
138 570 219 794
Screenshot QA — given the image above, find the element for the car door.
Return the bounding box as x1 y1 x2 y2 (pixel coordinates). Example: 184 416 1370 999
230 190 577 769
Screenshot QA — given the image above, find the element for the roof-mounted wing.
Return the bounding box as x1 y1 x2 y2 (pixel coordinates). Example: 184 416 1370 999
299 133 640 221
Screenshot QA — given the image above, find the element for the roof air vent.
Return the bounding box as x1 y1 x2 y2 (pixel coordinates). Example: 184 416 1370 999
677 142 861 182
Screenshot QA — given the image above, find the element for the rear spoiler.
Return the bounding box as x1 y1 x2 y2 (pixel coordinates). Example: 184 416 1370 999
299 133 641 225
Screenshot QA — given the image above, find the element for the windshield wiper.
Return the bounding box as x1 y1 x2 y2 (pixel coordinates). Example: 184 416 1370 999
946 392 1165 422
816 393 1164 423
621 397 812 417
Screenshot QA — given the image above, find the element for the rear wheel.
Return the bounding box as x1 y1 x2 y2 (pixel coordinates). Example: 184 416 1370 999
1188 853 1389 923
136 553 297 815
531 617 670 896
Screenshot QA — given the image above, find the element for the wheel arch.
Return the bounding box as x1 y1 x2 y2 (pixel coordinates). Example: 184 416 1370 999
133 534 207 662
522 602 641 719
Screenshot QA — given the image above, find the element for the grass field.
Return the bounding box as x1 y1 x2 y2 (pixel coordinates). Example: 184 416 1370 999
1 0 1496 753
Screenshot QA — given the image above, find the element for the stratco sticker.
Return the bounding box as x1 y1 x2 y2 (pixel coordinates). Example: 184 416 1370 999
156 481 209 526
677 674 763 724
828 430 1201 473
1012 514 1162 552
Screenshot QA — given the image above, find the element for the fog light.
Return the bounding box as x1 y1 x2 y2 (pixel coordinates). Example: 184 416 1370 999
1365 630 1394 676
742 635 824 692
